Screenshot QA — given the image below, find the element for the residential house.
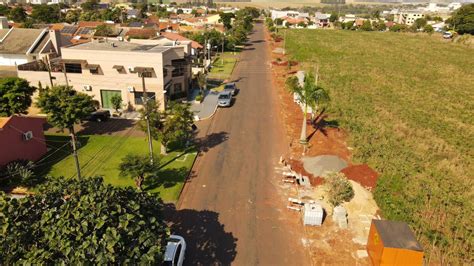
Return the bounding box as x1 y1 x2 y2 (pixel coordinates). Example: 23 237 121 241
0 27 65 66
17 39 191 110
271 10 309 20
0 116 47 167
314 13 329 27
160 32 203 56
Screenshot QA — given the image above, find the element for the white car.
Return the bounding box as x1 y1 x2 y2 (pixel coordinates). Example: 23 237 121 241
218 91 232 107
163 235 186 266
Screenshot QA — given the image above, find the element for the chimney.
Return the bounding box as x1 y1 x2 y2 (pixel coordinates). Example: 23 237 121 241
49 30 62 56
0 17 8 29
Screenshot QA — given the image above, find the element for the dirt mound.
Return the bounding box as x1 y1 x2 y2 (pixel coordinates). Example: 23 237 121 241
341 164 378 191
287 158 323 186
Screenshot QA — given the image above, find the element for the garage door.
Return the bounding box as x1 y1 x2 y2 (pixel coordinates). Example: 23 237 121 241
100 90 121 109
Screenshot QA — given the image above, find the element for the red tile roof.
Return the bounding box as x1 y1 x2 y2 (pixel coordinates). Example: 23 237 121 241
160 32 203 49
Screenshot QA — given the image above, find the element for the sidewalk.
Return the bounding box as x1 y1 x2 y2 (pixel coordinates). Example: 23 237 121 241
189 89 219 121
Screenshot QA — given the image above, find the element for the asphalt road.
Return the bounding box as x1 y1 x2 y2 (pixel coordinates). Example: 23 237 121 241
170 23 311 266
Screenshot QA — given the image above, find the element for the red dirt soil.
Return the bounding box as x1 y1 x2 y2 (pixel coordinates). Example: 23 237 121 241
341 164 379 191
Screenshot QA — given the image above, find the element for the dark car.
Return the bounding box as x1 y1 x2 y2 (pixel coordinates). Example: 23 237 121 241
85 110 111 122
223 83 237 96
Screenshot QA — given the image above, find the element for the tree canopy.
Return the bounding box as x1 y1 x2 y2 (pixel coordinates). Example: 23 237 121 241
449 3 474 34
119 154 158 190
31 4 61 23
0 177 169 263
0 77 36 117
36 85 95 131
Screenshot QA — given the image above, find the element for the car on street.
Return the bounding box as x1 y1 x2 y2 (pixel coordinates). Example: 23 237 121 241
224 82 237 96
84 110 111 122
218 91 232 107
163 235 186 266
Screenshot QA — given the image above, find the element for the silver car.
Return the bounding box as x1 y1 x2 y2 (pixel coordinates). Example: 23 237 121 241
218 91 232 107
224 82 237 96
164 235 186 266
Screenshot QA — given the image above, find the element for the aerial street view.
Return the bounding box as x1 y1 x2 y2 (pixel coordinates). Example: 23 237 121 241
0 0 472 264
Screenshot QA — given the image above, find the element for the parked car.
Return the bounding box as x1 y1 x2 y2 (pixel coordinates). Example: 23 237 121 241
218 91 232 107
443 31 453 39
163 235 186 266
84 110 111 122
224 82 237 96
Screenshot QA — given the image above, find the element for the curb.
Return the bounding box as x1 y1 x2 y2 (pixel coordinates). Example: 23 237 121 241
175 148 200 207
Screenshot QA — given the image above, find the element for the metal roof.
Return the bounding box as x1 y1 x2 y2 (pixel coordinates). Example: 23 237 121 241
373 220 423 251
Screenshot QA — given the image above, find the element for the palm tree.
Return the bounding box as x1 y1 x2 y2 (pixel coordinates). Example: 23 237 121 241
286 71 330 144
196 71 207 92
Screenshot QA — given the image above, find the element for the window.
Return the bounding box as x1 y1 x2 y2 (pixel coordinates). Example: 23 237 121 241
140 71 153 78
90 67 100 75
65 63 82 73
163 68 168 78
134 92 155 105
172 67 185 77
173 83 183 93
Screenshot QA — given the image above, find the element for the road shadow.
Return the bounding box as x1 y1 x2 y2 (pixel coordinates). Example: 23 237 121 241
163 204 237 265
196 131 229 153
251 39 265 43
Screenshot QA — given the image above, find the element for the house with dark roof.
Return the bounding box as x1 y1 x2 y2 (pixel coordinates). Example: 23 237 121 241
0 28 66 66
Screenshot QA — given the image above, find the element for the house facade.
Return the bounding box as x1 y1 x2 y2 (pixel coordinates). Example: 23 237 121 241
17 40 191 111
394 11 425 26
0 116 47 167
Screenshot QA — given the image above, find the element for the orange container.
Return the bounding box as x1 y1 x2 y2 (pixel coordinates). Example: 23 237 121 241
367 220 424 266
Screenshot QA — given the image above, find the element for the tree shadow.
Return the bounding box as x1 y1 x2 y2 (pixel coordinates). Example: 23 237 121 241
163 204 238 265
307 110 340 142
251 39 265 43
196 131 229 153
144 167 189 191
33 135 90 182
44 119 137 136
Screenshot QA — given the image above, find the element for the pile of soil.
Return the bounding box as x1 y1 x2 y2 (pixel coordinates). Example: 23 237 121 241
341 164 379 191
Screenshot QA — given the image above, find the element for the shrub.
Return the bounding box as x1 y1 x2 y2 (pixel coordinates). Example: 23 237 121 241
324 172 354 207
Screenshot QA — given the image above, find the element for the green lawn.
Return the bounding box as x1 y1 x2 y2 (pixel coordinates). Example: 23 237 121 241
284 29 473 263
208 52 239 80
37 134 197 202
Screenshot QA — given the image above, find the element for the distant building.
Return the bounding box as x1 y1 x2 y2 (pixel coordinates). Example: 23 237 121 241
0 116 47 167
393 11 425 26
271 10 309 20
17 40 191 110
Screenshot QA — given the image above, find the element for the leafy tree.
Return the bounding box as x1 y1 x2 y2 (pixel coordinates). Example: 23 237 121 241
8 6 27 22
0 4 10 16
21 18 35 28
342 21 355 30
160 103 194 152
324 172 354 207
373 20 386 31
81 0 99 11
424 24 434 34
196 71 207 92
448 3 474 34
329 13 338 23
101 8 122 22
389 24 408 32
138 100 164 153
0 77 36 116
94 24 113 37
286 72 330 144
0 160 35 186
65 10 80 23
110 94 122 113
31 4 61 23
411 18 427 31
274 18 283 26
177 8 183 14
360 20 373 31
119 154 157 190
371 10 381 19
219 12 234 30
0 177 169 263
265 17 274 28
36 86 95 179
297 21 307 28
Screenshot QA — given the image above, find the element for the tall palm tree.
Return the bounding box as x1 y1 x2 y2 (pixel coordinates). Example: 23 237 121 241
286 72 330 144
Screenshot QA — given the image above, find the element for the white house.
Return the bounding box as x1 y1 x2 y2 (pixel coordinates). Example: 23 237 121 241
271 10 309 20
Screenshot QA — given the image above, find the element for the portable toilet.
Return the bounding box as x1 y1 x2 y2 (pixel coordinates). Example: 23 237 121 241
303 203 324 226
367 220 424 266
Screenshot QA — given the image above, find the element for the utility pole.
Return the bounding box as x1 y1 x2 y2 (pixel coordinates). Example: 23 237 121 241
45 55 54 88
141 72 154 165
69 127 81 179
221 34 225 65
62 62 69 86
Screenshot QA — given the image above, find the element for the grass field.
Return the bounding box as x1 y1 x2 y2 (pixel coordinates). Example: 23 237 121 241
208 52 239 80
285 29 473 263
37 134 197 202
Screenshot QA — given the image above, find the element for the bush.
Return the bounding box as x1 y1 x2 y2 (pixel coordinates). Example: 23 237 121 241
0 160 35 186
324 172 354 207
195 94 204 102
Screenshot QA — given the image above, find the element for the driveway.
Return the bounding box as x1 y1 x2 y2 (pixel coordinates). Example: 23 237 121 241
172 23 311 265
